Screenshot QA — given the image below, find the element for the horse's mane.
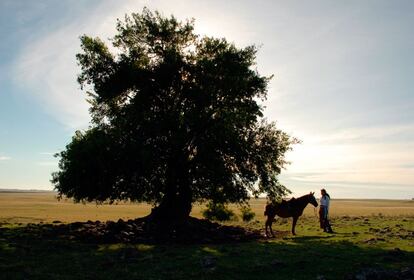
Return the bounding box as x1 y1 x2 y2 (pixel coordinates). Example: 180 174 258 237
270 193 313 207
291 193 311 203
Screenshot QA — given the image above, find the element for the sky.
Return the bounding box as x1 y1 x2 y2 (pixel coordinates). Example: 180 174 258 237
0 0 413 199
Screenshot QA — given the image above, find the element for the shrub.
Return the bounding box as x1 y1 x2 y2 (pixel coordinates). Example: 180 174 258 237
239 205 256 222
202 202 237 222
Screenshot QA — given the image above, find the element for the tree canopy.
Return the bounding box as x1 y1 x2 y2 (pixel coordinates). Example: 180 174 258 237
52 8 297 221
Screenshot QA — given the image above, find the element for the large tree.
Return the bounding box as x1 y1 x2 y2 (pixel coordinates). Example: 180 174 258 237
52 9 296 222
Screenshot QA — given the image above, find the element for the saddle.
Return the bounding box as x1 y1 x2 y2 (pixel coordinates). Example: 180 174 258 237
279 197 295 210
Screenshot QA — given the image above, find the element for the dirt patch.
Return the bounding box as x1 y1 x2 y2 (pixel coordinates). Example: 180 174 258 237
363 237 386 244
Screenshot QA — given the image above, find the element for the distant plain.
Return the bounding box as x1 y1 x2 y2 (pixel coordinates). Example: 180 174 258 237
0 192 413 224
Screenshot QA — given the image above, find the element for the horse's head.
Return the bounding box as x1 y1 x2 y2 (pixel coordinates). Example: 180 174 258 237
308 192 318 207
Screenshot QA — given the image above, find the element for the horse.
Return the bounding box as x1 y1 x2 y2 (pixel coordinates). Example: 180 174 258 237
264 192 318 237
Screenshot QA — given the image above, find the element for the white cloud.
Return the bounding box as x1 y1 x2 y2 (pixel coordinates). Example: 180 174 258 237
281 123 414 197
11 0 265 131
0 156 11 161
36 161 58 167
9 1 414 198
308 123 414 145
12 0 260 131
39 152 55 156
12 2 132 130
14 23 88 129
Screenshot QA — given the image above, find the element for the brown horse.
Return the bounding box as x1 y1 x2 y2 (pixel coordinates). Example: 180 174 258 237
264 192 318 237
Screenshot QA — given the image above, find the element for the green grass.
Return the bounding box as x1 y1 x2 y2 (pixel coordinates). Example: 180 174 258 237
1 192 413 224
1 193 413 279
1 215 413 279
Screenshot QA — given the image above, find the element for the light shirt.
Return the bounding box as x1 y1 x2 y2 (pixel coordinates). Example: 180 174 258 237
320 195 330 208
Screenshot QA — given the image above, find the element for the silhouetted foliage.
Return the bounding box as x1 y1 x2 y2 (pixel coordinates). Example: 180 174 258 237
52 8 297 222
240 205 256 222
202 202 237 222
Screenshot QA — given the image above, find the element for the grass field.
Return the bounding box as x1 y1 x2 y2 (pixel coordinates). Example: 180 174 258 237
1 192 413 224
0 192 413 279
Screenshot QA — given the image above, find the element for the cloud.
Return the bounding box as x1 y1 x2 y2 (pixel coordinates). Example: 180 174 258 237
13 23 88 129
36 161 58 166
0 156 11 160
9 1 414 198
400 163 414 169
12 1 257 130
280 122 414 195
307 123 414 145
12 2 130 130
39 152 55 156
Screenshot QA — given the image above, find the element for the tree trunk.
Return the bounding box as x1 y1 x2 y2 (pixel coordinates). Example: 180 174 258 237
148 140 194 224
149 187 192 223
149 152 192 224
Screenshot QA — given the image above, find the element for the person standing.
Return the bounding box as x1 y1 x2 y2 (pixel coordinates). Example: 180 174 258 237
319 188 333 233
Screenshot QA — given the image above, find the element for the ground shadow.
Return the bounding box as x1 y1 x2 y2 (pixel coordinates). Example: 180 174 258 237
0 222 413 280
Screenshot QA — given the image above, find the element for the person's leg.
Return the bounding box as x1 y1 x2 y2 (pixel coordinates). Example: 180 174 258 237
319 207 324 229
325 217 333 233
322 207 328 232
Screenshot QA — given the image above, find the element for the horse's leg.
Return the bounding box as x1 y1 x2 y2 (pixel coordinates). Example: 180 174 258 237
270 216 275 237
291 216 298 235
265 217 273 237
265 218 269 237
269 219 275 237
265 216 275 237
